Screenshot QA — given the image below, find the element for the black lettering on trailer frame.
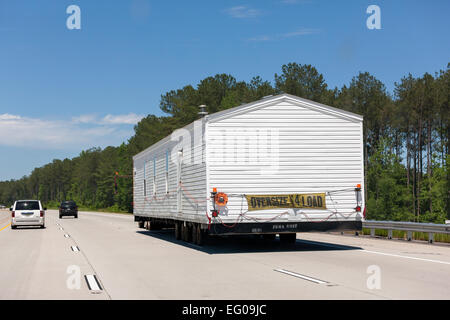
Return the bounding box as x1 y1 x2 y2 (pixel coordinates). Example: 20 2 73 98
317 196 323 207
307 196 312 207
251 197 257 208
312 196 318 207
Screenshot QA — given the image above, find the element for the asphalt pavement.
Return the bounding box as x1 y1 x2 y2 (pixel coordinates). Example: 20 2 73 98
0 209 449 300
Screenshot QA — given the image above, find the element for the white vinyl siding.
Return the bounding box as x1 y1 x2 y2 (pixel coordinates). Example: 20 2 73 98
206 99 364 223
133 120 208 222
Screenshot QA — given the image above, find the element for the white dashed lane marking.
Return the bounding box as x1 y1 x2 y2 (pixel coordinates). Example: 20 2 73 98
274 269 329 285
85 275 102 291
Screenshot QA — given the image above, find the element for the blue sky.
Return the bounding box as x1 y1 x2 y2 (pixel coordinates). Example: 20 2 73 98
0 0 449 180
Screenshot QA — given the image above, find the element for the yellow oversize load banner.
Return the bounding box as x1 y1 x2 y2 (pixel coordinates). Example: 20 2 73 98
245 193 327 211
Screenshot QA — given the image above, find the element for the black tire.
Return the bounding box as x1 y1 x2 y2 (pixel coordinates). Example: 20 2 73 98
40 225 45 229
263 234 276 241
280 233 297 244
174 222 181 240
138 220 145 229
182 223 191 242
74 215 78 219
181 223 187 241
59 215 62 219
191 224 197 244
149 220 162 231
195 225 203 246
11 225 17 229
186 225 192 243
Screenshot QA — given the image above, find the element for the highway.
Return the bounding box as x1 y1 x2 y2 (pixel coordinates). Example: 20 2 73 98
0 209 449 300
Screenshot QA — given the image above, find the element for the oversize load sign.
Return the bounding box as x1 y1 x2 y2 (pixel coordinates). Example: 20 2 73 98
245 193 326 211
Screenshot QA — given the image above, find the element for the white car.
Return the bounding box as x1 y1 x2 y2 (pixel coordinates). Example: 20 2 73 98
10 200 46 229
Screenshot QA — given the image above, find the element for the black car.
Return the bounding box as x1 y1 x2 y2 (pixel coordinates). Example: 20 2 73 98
59 201 78 218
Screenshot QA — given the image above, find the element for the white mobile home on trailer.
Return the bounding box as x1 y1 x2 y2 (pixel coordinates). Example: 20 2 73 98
133 94 364 244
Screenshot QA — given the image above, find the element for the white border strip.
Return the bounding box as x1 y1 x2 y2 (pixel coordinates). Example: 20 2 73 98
298 239 450 266
85 275 102 291
274 269 328 284
362 250 450 265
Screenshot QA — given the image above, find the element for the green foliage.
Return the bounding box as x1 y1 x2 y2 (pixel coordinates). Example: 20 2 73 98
366 138 412 221
274 62 328 103
336 72 392 156
419 155 449 223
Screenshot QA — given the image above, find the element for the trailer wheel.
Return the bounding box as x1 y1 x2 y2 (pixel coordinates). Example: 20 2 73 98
181 223 190 242
181 224 185 241
195 225 203 246
280 233 297 244
149 220 162 231
175 222 181 240
138 220 145 229
263 234 276 241
185 224 192 243
181 223 185 241
191 224 197 244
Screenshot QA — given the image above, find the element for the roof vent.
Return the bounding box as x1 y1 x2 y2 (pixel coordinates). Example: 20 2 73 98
198 105 208 117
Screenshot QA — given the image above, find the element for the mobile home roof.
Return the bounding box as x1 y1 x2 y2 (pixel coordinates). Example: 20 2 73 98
133 93 363 160
208 93 363 123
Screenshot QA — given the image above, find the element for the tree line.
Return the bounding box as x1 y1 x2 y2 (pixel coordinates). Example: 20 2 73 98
0 62 448 222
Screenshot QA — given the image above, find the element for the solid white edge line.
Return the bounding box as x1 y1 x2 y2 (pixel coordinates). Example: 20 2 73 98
85 275 102 291
298 239 450 266
274 269 328 284
362 250 450 265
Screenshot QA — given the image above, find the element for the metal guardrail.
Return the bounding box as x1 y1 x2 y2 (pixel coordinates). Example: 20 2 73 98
362 220 450 244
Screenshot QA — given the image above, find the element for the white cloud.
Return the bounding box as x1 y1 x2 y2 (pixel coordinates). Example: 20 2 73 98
280 0 312 4
71 114 98 124
71 113 144 125
225 6 261 18
0 114 21 120
0 113 142 150
281 28 320 37
248 35 273 42
248 28 320 42
100 113 144 125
